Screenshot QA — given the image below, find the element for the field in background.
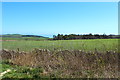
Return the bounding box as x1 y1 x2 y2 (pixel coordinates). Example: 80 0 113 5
0 34 49 41
2 39 118 52
2 37 49 41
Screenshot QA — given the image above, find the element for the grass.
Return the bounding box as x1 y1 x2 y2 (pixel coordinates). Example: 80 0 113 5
2 39 118 52
0 60 50 79
1 38 119 78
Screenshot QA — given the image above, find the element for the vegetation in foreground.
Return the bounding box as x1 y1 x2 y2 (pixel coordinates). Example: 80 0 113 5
1 34 119 79
0 49 119 79
0 60 45 79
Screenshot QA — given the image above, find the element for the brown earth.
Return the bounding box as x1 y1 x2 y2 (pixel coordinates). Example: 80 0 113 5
0 40 17 41
0 49 119 78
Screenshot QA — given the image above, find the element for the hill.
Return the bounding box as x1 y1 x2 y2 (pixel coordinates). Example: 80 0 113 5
0 34 49 41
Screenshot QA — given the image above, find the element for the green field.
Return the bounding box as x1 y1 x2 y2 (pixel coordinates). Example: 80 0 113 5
2 39 118 52
1 38 119 78
2 37 49 41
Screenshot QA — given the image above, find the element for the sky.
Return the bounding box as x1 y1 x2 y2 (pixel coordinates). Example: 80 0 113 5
2 0 120 2
2 2 118 37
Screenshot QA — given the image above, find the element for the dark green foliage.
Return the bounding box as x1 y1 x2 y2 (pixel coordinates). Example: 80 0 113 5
53 33 120 40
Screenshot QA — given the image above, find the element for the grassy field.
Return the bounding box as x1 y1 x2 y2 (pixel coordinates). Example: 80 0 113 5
2 39 119 52
2 37 49 41
1 38 119 78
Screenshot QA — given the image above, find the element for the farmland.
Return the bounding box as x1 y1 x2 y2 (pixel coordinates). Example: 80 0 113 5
2 2 119 79
2 39 118 52
1 34 49 41
0 38 119 79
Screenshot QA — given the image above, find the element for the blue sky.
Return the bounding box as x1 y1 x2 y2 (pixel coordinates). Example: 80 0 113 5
2 2 118 37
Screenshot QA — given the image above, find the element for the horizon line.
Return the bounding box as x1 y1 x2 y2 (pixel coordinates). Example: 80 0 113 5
1 33 119 38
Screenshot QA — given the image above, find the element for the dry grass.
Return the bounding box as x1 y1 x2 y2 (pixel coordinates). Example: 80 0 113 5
0 49 119 78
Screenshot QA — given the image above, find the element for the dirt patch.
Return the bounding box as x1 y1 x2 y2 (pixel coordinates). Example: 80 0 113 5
0 40 17 41
0 49 118 78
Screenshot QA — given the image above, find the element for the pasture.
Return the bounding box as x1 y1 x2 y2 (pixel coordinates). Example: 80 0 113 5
2 39 119 52
1 38 119 78
2 37 48 41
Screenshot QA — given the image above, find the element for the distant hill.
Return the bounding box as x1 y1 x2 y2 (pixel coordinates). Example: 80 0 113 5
0 34 22 38
0 34 49 41
0 34 48 38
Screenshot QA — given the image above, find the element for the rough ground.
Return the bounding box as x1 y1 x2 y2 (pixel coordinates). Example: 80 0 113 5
0 49 119 78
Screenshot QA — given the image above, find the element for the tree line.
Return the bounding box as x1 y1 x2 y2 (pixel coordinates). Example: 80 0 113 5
53 33 120 40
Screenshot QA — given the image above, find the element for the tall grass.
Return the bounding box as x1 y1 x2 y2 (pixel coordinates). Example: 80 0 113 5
2 39 118 52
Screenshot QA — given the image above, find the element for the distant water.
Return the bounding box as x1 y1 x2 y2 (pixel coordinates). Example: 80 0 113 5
42 34 53 38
